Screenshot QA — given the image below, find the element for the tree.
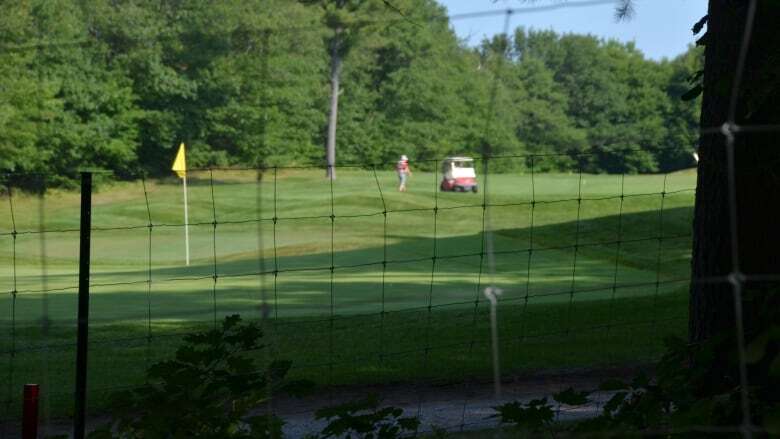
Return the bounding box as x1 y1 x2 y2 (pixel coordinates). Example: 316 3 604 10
656 46 703 172
511 55 586 171
303 0 372 179
301 0 411 179
472 33 525 170
0 0 140 186
0 0 713 187
0 2 41 178
512 0 779 379
86 0 327 172
689 0 780 345
515 27 673 173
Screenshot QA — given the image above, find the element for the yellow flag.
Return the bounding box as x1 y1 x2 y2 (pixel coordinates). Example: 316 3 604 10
172 143 186 178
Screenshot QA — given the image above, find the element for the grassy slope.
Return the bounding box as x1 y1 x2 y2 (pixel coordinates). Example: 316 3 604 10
0 168 695 418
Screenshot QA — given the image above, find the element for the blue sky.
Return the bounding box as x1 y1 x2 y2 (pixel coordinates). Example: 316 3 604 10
438 0 708 60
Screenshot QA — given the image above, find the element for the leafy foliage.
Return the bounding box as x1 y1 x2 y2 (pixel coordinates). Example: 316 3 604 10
307 394 420 439
491 290 780 437
492 398 555 434
87 314 308 438
1 0 702 189
552 387 590 406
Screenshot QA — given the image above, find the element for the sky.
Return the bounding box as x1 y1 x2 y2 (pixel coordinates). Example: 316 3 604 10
438 0 708 60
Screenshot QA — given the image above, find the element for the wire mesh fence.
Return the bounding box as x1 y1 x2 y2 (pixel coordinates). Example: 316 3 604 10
1 0 779 437
1 154 696 434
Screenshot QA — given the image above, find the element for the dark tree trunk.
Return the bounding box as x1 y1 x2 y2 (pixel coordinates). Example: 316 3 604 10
690 0 780 345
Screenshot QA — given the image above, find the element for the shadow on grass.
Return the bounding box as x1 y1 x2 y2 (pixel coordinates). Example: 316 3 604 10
1 287 688 421
0 206 692 420
5 205 692 311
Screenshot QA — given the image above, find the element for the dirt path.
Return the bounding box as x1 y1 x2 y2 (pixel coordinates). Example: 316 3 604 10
265 367 635 437
2 367 638 438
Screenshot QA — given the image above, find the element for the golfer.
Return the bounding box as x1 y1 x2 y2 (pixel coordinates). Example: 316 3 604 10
397 155 412 192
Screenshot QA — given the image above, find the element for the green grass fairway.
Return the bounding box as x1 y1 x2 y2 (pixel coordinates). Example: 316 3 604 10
0 167 695 419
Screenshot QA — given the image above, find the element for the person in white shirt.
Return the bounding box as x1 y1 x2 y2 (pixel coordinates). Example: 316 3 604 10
396 155 412 192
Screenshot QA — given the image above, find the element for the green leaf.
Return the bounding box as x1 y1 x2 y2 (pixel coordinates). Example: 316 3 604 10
599 379 629 391
687 69 704 85
692 15 708 35
553 387 590 406
492 398 554 431
603 392 628 414
397 416 421 431
92 314 285 437
221 314 242 332
681 84 703 101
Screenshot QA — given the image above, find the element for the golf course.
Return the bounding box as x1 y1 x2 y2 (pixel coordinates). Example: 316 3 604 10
1 166 696 418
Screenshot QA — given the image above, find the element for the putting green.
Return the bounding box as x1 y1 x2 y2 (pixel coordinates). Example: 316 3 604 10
0 168 695 419
1 168 694 324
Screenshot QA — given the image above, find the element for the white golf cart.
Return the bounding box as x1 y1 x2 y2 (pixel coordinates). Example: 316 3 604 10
440 157 478 193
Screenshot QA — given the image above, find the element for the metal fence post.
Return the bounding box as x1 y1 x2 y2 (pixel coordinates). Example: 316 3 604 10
22 384 39 439
74 172 92 439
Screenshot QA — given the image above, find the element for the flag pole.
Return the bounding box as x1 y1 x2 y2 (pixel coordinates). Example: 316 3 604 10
172 142 190 266
183 173 190 266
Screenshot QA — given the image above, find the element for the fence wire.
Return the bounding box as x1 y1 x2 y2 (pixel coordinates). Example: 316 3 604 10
0 153 697 436
0 1 776 438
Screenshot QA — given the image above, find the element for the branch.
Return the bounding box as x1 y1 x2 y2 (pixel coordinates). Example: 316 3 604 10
614 0 635 21
381 0 423 28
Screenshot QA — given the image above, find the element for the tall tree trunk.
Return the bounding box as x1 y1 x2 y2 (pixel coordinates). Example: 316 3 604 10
258 30 270 168
326 29 343 180
690 0 780 345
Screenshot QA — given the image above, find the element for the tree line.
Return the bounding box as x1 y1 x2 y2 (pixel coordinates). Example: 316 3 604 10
0 0 702 187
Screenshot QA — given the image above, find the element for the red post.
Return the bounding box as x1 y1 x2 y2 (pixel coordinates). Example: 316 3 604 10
22 384 39 439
